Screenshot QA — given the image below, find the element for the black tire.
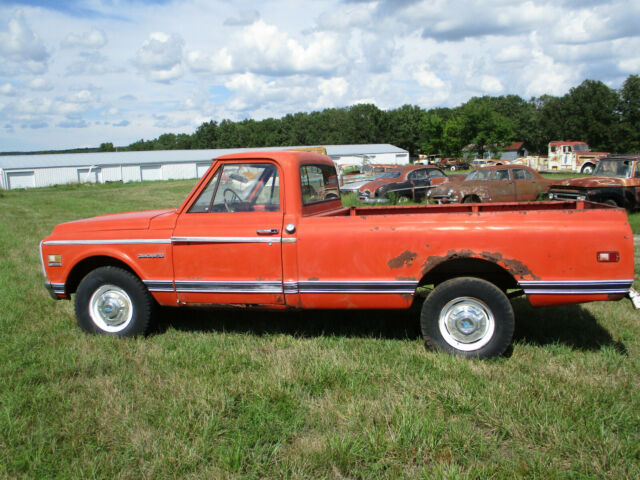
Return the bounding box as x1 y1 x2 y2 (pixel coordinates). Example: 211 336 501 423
581 164 594 174
397 195 411 203
602 199 618 207
462 196 479 203
74 266 155 336
420 277 514 358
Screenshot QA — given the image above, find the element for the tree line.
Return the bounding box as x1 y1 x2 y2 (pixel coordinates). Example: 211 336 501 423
101 74 640 158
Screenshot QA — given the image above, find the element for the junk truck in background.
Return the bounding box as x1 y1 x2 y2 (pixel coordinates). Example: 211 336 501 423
519 141 609 174
41 151 638 359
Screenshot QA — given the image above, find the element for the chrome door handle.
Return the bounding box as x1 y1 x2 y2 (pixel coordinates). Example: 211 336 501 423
256 228 279 235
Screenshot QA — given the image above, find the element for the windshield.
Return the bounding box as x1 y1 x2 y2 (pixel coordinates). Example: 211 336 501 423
573 144 589 151
593 159 632 178
465 169 491 181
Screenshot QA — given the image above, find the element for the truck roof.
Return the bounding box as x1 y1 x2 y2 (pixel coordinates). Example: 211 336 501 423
214 150 336 169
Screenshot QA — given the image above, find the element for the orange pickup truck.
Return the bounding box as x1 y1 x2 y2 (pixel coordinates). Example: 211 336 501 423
41 151 637 358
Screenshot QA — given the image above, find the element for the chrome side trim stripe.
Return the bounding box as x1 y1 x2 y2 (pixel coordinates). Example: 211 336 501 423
175 280 282 294
298 280 418 294
43 239 171 245
143 280 174 292
156 280 419 295
519 280 633 295
43 237 297 246
172 236 282 244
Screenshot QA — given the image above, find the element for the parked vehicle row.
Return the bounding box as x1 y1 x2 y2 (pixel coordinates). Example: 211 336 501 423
349 155 640 210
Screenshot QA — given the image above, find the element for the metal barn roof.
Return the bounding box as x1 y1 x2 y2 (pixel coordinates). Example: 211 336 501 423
0 144 407 170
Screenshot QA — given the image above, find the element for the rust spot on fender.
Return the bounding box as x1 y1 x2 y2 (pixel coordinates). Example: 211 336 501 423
308 277 319 281
396 275 417 281
479 250 540 280
388 250 417 269
421 249 540 281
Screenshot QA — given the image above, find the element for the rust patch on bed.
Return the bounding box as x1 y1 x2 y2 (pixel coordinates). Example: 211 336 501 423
421 249 540 280
388 250 417 269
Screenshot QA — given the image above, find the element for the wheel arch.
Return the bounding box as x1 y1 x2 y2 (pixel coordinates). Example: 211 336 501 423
462 194 482 203
418 256 519 292
66 255 141 295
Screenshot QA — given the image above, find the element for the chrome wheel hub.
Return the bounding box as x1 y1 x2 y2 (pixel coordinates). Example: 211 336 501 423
89 284 133 333
439 297 495 351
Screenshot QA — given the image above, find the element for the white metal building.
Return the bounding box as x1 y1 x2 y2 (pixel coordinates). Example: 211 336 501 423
0 144 408 190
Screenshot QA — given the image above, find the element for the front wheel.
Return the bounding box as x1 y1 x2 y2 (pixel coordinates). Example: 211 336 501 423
420 277 514 358
74 266 155 336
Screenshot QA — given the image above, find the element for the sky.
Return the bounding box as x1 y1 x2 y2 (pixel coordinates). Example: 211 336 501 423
1 0 639 152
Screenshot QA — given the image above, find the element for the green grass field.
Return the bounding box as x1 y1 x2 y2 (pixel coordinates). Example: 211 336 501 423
1 179 639 479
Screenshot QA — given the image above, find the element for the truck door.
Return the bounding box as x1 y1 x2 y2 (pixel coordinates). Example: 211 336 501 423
171 161 284 305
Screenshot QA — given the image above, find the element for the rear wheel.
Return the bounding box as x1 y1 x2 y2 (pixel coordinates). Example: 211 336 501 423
602 199 618 207
74 266 155 336
420 277 514 358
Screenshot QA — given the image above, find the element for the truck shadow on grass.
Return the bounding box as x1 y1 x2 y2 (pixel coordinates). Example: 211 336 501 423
510 298 627 354
154 297 626 354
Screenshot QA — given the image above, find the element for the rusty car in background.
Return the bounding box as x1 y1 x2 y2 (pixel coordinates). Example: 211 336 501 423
428 165 551 204
339 164 399 193
547 155 640 209
358 165 449 202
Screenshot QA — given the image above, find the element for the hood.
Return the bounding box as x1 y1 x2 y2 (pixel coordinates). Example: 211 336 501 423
52 209 176 234
554 176 626 188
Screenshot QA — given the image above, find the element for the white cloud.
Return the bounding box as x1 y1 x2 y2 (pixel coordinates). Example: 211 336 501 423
186 48 233 74
61 28 107 49
314 77 349 108
134 32 184 83
0 12 49 74
479 75 504 94
413 67 446 89
223 10 260 27
27 77 54 91
0 82 17 96
187 20 347 76
495 45 530 63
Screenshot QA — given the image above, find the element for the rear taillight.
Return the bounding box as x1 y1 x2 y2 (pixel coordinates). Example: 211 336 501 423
597 251 620 262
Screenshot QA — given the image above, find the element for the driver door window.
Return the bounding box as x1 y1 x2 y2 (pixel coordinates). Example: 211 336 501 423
189 163 280 213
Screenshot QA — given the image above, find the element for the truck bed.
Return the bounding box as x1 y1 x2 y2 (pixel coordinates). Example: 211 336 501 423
315 200 611 217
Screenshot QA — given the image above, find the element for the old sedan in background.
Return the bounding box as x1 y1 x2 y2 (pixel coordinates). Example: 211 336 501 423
428 165 551 204
358 165 449 202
